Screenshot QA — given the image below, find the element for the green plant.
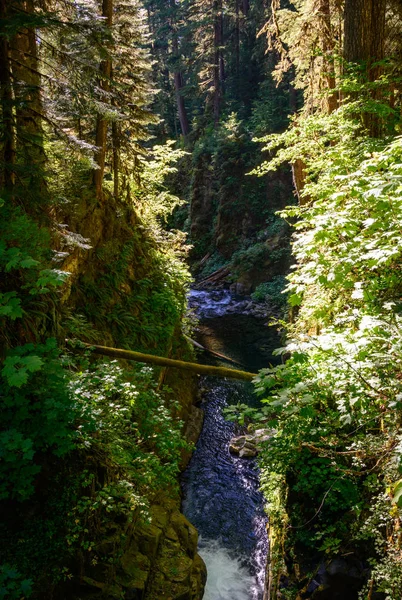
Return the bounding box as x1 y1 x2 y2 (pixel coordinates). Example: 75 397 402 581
0 201 69 346
232 101 402 594
71 361 188 496
252 275 288 307
0 340 76 500
0 565 32 600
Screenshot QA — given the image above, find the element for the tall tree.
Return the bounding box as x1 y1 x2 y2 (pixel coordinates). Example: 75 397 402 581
0 0 15 190
170 0 190 136
93 0 113 201
343 0 387 136
191 0 225 124
213 0 224 122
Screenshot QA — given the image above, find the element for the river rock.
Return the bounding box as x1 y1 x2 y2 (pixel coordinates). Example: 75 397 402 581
229 429 271 458
254 428 271 446
229 282 251 295
304 557 373 600
229 435 258 457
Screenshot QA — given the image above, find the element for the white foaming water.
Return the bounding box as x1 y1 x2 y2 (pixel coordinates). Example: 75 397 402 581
187 289 233 318
199 539 255 600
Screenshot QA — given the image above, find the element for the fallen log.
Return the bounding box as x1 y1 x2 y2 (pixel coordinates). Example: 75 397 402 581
184 334 244 366
67 340 257 382
194 266 230 288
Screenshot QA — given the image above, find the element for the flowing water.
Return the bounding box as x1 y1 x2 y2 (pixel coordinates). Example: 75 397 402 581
181 289 281 600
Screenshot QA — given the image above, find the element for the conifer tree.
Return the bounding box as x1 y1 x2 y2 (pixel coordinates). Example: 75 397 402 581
343 0 387 136
192 0 225 123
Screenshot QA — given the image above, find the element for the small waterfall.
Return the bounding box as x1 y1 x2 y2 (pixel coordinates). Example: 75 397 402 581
188 289 233 318
181 381 268 600
198 539 255 600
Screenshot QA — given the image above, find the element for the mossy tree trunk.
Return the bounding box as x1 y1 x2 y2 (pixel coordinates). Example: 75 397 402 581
70 341 258 382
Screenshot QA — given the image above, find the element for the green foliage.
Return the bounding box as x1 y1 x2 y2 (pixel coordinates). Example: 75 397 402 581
0 357 189 594
71 361 188 497
0 565 32 600
238 103 402 594
230 242 288 281
251 275 288 307
0 340 76 500
187 111 291 260
135 141 188 224
0 201 69 348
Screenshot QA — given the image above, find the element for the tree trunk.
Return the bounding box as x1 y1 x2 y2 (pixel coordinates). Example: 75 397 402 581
344 0 386 65
173 72 190 137
319 0 337 114
0 0 15 190
93 0 113 201
219 9 225 87
235 0 240 79
213 0 223 124
343 0 386 136
69 341 257 382
10 0 46 190
170 0 190 137
292 159 309 206
112 120 119 200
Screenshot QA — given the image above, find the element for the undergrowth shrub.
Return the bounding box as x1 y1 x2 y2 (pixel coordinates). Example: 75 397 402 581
71 360 187 497
226 106 402 596
251 275 288 306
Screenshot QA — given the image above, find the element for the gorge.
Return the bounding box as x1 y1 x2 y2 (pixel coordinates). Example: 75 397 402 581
2 1 402 599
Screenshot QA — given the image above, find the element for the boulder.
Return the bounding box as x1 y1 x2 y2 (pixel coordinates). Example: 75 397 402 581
229 430 270 457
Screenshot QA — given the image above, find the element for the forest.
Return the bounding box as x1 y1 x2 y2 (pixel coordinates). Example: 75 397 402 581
1 0 402 599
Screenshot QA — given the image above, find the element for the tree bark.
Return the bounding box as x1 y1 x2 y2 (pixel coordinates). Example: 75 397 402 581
10 0 46 190
170 0 190 137
343 0 386 136
69 341 257 382
235 0 240 78
0 0 15 190
213 0 223 124
319 0 337 113
344 0 386 66
173 71 190 137
112 120 119 200
292 159 309 206
93 0 113 201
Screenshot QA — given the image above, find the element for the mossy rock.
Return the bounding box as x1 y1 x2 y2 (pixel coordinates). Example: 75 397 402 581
158 553 193 584
165 525 180 542
149 505 170 530
170 511 198 557
120 548 151 589
135 522 163 559
94 531 123 556
172 588 192 600
191 554 207 599
81 577 123 599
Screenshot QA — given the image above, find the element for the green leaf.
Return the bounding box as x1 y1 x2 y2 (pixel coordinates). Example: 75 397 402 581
1 354 43 387
289 293 302 307
2 366 29 388
19 257 40 269
393 480 402 507
23 355 44 373
0 292 23 320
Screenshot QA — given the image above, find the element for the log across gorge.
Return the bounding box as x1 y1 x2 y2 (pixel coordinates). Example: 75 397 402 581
67 340 258 382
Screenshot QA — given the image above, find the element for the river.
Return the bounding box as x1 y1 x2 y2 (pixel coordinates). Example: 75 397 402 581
181 289 281 600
